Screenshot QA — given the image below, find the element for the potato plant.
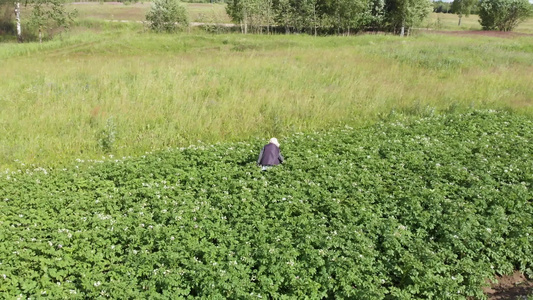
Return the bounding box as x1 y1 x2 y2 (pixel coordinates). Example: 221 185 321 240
0 110 531 299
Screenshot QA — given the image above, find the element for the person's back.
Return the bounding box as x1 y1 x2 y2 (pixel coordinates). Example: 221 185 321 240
257 138 284 169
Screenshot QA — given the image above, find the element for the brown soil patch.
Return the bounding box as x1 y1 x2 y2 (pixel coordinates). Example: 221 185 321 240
483 271 533 300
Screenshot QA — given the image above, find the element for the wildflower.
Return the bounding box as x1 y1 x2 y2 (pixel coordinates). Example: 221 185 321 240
94 281 101 287
286 260 295 266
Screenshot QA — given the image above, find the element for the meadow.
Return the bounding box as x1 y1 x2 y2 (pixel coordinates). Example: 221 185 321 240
423 12 533 33
1 3 533 298
1 28 533 169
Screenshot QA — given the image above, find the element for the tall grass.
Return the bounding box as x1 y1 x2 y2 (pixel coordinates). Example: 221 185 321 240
1 32 532 168
67 2 230 23
424 12 533 33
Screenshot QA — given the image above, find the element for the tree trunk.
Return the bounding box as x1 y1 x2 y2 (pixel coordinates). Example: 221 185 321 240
243 10 248 34
267 0 271 34
313 4 317 36
39 27 42 43
458 16 462 26
15 2 22 43
400 25 405 37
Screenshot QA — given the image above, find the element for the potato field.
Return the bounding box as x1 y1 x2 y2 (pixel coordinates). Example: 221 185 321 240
1 110 532 299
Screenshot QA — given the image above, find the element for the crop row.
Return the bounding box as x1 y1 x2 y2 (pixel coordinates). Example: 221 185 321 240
1 110 532 299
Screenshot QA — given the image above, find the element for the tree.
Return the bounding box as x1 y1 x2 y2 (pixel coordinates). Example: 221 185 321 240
15 1 21 42
363 0 386 31
145 0 189 33
384 0 432 35
0 0 75 43
451 0 476 25
478 0 532 31
29 0 76 43
273 0 294 33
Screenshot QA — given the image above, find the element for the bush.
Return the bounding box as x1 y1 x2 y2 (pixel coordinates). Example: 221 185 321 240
478 0 532 31
145 0 189 33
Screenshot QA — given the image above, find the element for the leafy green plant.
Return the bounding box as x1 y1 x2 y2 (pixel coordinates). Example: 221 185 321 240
478 0 532 31
0 110 531 298
145 0 189 33
98 117 116 152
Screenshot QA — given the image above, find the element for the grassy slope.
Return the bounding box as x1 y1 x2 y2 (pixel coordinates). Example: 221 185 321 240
1 31 532 169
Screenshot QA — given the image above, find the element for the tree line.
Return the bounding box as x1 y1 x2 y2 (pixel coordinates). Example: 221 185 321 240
225 0 432 35
0 0 532 43
224 0 531 34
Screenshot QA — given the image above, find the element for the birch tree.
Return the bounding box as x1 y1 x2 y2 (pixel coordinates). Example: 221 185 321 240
29 0 75 43
1 0 75 43
273 0 293 33
451 0 476 25
384 0 431 35
15 1 21 42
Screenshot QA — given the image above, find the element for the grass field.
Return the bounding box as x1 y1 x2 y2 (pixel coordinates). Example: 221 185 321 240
1 30 532 169
1 4 532 298
424 12 533 33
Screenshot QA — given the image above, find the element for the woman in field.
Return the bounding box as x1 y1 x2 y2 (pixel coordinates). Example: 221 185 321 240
257 138 284 170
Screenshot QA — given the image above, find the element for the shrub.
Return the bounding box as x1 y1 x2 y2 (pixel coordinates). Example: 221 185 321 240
478 0 532 31
145 0 189 33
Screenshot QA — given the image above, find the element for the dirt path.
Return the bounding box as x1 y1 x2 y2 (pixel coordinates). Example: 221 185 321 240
484 271 533 299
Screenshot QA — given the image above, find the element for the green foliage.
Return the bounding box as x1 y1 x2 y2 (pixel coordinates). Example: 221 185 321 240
451 0 477 18
1 111 532 298
226 0 431 34
4 0 76 43
145 0 189 33
478 0 533 31
0 2 15 36
433 0 453 13
98 117 117 153
384 0 433 33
